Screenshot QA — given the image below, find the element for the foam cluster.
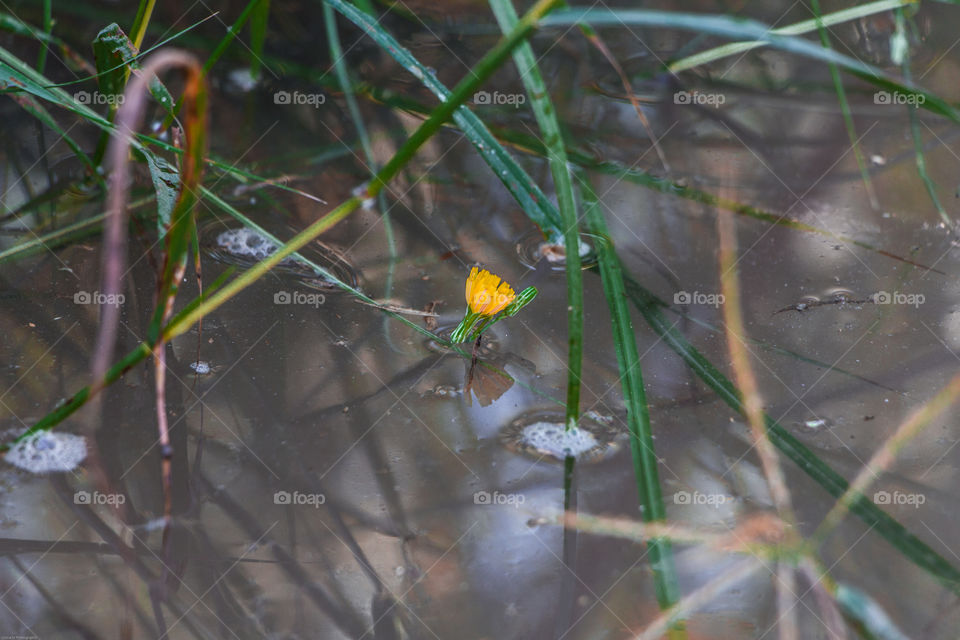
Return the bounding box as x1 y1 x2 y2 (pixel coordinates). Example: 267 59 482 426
216 228 280 261
5 431 87 473
521 422 598 459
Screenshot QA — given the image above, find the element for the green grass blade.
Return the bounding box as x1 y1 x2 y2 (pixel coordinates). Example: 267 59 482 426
35 0 51 72
581 174 683 619
490 0 582 429
129 0 157 50
249 0 269 80
668 0 913 73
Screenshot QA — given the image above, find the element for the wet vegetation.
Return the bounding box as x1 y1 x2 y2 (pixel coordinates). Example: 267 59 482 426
2 0 960 637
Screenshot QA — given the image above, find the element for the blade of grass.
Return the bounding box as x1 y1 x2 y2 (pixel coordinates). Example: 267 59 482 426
581 173 683 622
250 0 270 79
668 0 913 73
249 0 269 81
129 0 157 50
490 0 582 430
35 0 51 72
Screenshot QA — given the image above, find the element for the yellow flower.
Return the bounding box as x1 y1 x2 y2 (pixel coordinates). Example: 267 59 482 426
465 267 516 316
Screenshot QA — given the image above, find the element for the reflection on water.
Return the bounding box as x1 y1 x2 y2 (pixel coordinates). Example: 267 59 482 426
1 0 960 638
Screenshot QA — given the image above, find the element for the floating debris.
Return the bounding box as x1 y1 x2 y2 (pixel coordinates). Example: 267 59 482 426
5 431 87 473
516 229 597 271
775 292 871 314
500 411 622 463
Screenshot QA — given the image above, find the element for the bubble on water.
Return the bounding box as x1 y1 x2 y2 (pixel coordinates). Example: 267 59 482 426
226 68 259 93
190 361 212 375
5 432 87 473
500 411 622 463
215 228 282 261
522 422 598 457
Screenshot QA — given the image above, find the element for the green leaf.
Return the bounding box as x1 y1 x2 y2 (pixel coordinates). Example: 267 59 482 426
92 23 176 112
143 151 179 227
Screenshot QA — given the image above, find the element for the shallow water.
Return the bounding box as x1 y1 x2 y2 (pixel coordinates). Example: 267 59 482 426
2 1 960 638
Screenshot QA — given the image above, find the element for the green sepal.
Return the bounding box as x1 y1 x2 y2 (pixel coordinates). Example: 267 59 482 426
500 286 538 317
450 309 485 344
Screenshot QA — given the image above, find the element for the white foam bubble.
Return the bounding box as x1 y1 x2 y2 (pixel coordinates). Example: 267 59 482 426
190 361 212 375
521 422 598 459
216 228 279 261
5 431 87 473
